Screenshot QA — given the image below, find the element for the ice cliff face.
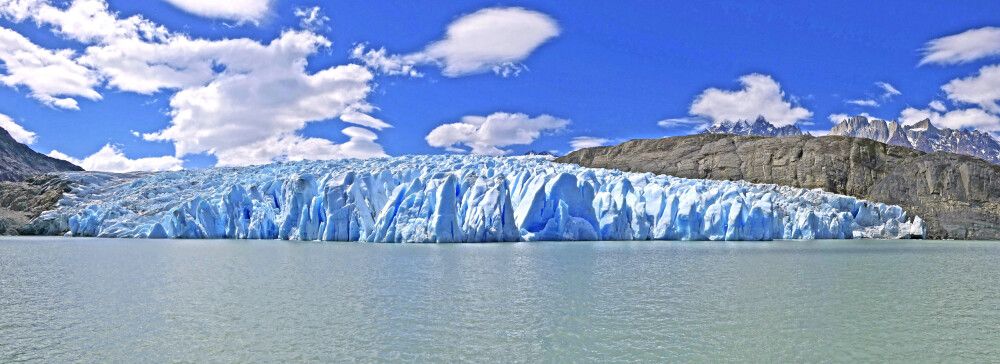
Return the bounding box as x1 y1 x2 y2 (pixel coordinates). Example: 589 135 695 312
43 155 923 242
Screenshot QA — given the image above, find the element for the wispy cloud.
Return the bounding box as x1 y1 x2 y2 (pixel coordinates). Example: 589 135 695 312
875 81 901 98
846 99 879 107
920 26 1000 65
569 136 609 150
656 117 710 131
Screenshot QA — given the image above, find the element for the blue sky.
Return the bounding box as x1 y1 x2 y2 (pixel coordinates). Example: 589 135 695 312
0 0 999 171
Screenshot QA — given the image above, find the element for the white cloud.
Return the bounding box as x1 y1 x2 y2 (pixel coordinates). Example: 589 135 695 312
0 26 101 109
899 106 1000 132
875 81 901 98
1 0 168 44
111 30 389 165
162 0 270 23
828 112 884 124
656 117 710 131
689 73 812 127
212 127 386 167
426 112 569 155
569 136 609 150
353 7 559 78
350 45 423 77
0 113 37 144
919 26 1000 65
1 0 390 166
846 99 879 107
942 64 1000 113
828 113 849 124
294 6 328 31
47 144 183 172
141 57 381 165
929 100 947 112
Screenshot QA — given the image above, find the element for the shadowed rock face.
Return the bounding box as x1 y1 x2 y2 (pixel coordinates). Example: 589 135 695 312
0 175 72 235
557 134 1000 240
0 127 82 182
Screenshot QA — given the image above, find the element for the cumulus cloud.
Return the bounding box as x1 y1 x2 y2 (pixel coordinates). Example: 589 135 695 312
353 7 559 78
942 64 1000 113
919 26 1000 65
689 73 812 127
0 0 169 107
162 0 270 23
1 0 389 166
1 0 168 44
212 127 386 167
426 112 569 155
294 6 328 31
0 113 37 144
0 26 101 109
899 106 1000 132
875 81 901 98
134 35 382 165
569 136 609 150
846 99 879 107
48 144 183 172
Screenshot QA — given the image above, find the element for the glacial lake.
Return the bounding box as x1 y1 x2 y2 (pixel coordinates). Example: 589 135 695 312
2 238 999 362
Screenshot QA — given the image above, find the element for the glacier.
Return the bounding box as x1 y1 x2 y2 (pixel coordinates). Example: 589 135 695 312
38 155 924 242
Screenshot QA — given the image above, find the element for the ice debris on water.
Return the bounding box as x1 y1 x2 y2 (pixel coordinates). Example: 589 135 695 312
43 155 924 241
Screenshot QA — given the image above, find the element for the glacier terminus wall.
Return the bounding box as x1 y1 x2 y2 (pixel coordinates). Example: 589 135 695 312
40 155 924 242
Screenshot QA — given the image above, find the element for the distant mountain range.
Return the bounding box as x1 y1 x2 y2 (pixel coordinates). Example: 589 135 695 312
0 126 82 182
829 116 1000 165
706 115 1000 165
705 116 804 137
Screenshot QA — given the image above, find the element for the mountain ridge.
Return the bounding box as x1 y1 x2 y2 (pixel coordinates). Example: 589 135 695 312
829 116 1000 165
0 126 83 182
705 116 805 137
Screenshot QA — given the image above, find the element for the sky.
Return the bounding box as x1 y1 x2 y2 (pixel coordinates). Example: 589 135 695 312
0 0 999 171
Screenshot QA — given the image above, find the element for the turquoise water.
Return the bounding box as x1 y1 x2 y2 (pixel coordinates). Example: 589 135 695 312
2 238 999 362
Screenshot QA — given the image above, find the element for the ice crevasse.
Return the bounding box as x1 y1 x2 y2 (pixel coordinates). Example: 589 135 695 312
44 155 924 241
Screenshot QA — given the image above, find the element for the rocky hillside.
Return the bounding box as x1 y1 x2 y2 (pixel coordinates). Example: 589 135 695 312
830 116 1000 165
0 126 82 182
556 134 1000 240
0 175 72 235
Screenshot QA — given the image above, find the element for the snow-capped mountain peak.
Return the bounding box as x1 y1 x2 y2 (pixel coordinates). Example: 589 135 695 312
705 116 804 137
829 115 1000 165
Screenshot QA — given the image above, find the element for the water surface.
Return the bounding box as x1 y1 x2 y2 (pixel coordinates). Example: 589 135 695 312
2 238 999 362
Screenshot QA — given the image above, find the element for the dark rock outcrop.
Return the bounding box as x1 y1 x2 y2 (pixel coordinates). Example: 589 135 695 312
0 174 72 235
556 134 1000 239
0 126 82 182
